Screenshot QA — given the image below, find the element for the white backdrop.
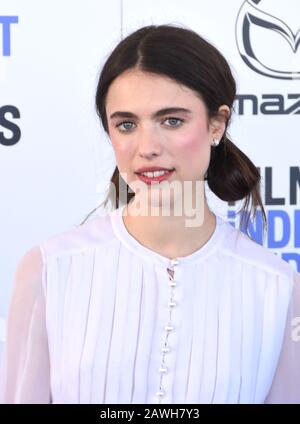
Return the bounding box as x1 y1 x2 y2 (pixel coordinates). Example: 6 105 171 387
1 0 299 354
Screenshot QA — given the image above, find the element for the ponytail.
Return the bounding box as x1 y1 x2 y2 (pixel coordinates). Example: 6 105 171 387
207 135 267 238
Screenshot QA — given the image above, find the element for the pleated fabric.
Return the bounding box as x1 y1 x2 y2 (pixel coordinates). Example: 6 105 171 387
36 205 294 404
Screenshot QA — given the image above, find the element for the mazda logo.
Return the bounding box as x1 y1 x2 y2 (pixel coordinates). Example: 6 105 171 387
235 0 300 80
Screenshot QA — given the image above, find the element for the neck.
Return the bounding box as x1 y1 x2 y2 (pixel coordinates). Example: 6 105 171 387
122 197 216 260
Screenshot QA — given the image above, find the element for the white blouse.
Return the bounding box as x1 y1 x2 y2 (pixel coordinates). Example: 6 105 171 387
0 204 300 404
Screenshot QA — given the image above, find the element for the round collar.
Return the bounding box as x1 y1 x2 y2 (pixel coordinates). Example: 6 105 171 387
109 204 225 267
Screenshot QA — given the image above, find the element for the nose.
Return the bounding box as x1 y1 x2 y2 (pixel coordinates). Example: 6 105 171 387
138 126 162 158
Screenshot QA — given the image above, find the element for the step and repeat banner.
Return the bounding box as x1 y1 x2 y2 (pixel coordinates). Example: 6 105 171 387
0 0 299 352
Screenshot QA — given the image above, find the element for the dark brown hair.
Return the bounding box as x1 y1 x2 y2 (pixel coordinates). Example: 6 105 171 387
81 24 267 237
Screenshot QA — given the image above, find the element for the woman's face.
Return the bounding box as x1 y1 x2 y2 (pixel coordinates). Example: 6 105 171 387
105 69 224 209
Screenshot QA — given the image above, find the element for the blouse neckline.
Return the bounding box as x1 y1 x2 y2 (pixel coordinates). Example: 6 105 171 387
109 204 226 267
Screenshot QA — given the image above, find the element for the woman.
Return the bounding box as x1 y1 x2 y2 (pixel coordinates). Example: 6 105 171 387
1 24 299 404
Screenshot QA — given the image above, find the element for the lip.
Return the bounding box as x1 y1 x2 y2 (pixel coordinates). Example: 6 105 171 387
135 166 174 173
136 169 175 185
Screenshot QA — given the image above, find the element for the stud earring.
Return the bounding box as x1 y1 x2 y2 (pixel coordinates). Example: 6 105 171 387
212 138 220 146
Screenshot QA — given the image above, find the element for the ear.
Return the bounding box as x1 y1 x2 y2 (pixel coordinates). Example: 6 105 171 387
209 105 230 140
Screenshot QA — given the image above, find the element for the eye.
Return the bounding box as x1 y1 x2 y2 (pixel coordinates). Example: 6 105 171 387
164 117 184 127
115 117 184 133
115 121 136 132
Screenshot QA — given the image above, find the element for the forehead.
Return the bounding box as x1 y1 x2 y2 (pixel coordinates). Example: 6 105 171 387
105 69 206 115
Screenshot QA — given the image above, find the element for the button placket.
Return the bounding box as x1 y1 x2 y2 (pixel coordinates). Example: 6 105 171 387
155 258 179 403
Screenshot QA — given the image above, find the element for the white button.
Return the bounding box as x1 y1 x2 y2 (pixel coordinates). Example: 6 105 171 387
164 324 174 331
168 300 176 307
162 346 171 353
168 281 176 287
156 389 165 397
159 366 168 374
170 259 179 266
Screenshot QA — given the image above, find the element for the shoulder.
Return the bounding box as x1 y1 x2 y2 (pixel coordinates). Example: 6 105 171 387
14 245 43 285
8 245 45 308
218 218 294 280
38 213 117 259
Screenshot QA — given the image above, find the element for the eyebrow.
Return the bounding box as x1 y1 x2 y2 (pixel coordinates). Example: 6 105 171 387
109 107 192 120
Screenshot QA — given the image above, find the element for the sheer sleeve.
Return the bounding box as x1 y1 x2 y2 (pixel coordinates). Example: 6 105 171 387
265 269 300 403
0 246 51 403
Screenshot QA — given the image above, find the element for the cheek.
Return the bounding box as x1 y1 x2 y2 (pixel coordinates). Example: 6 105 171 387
177 126 210 160
110 135 130 160
110 136 135 180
